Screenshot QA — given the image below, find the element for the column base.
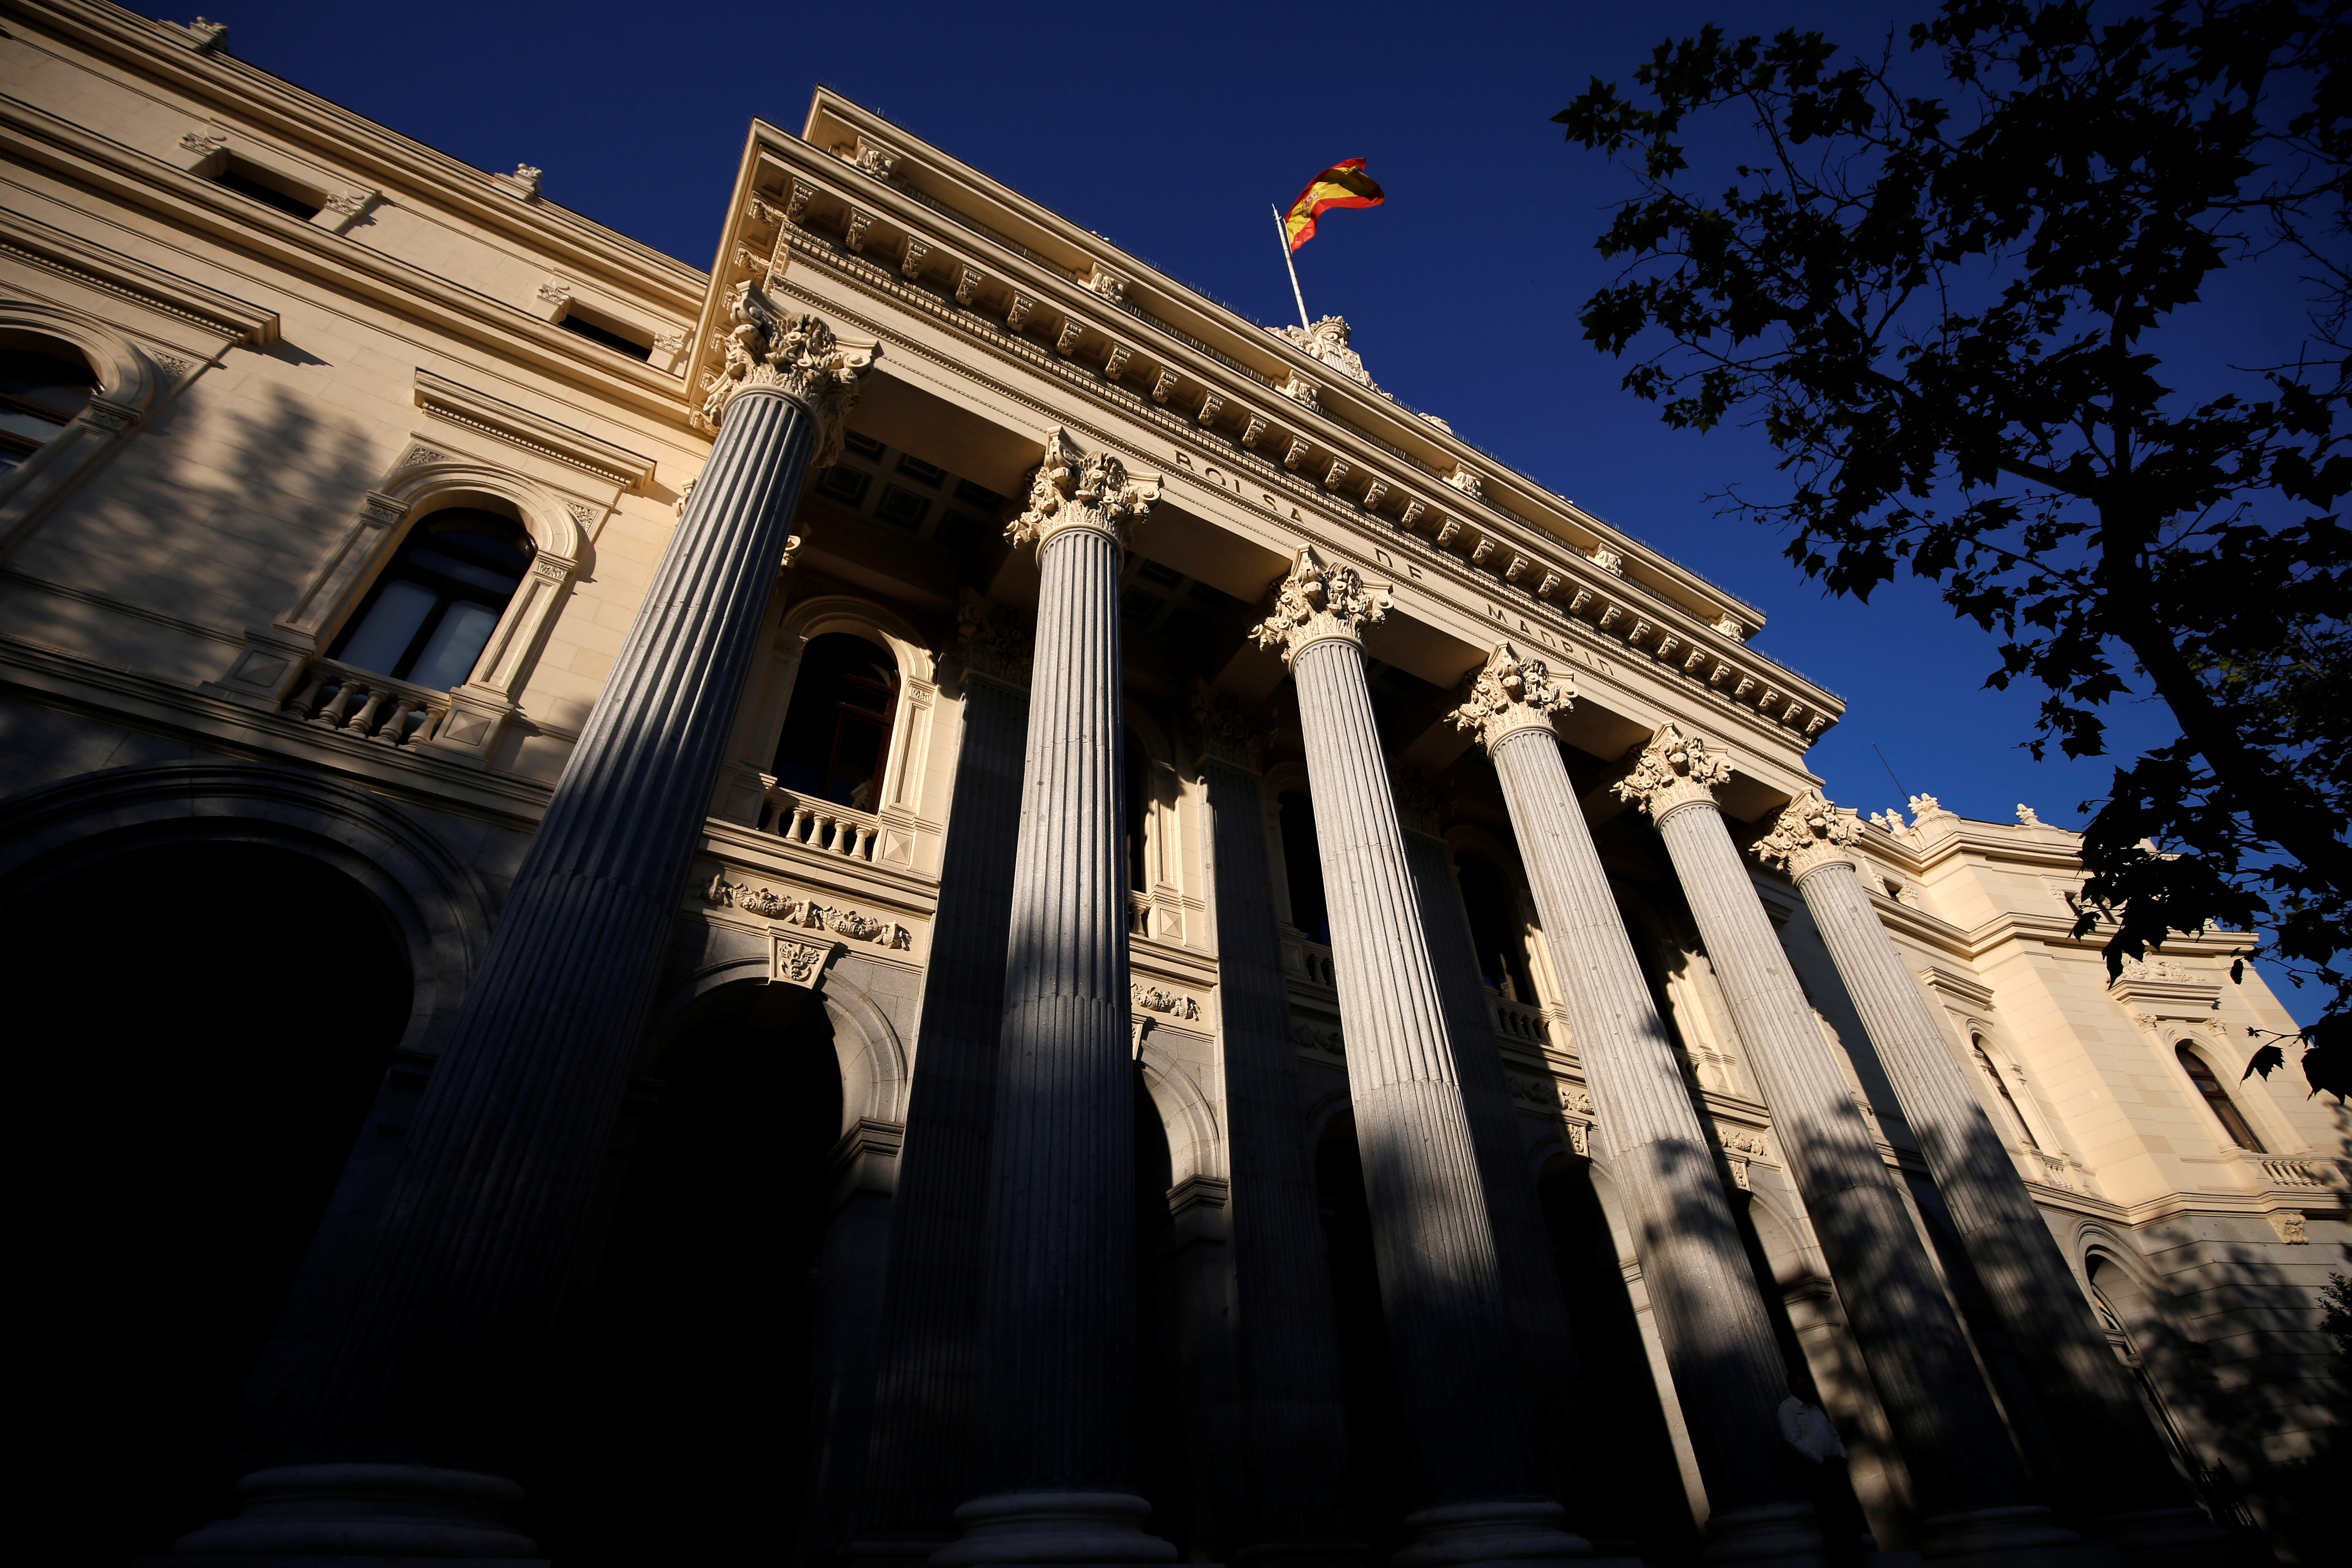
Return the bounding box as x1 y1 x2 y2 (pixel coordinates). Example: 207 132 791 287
1235 1536 1370 1568
166 1465 541 1560
930 1492 1178 1568
1697 1502 1831 1568
2090 1509 2272 1568
1918 1508 2112 1568
1391 1499 1605 1568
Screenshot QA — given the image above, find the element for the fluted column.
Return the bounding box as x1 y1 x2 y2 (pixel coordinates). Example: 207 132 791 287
176 290 877 1560
1250 550 1590 1568
1617 726 2088 1568
1445 644 1824 1568
1192 685 1361 1568
1755 797 2246 1568
1393 798 1592 1524
936 432 1174 1568
849 597 1036 1567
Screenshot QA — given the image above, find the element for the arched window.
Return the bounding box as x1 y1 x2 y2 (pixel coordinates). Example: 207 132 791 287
1277 790 1330 945
2175 1043 2265 1153
330 507 535 690
0 341 97 473
771 633 899 811
1457 854 1538 1003
1972 1036 2041 1151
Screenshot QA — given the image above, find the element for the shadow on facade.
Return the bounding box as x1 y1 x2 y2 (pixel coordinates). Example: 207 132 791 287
7 837 409 1565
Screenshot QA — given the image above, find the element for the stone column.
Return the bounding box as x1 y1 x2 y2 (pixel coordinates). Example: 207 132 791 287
1615 726 2088 1568
1192 685 1360 1568
1445 644 1824 1568
174 289 877 1559
848 596 1035 1568
935 432 1174 1568
1249 550 1591 1568
1392 786 1591 1525
1755 795 2247 1568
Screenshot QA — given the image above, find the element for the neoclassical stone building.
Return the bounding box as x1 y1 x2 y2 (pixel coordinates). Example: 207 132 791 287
2 7 2341 1568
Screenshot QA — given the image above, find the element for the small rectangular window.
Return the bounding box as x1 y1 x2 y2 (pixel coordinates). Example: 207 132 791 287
842 430 887 461
814 466 871 507
213 160 322 221
894 453 946 488
556 306 653 362
875 484 931 531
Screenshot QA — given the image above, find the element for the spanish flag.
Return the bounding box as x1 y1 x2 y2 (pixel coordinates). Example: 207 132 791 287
1283 159 1385 252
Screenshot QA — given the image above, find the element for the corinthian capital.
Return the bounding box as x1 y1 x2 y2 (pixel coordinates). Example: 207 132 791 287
1613 722 1734 821
1754 788 1861 880
1250 545 1390 664
956 589 1033 687
1190 681 1270 769
1447 639 1575 753
695 285 879 461
1004 427 1162 550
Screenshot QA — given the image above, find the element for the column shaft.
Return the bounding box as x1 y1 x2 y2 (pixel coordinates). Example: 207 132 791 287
852 671 1031 1560
1201 755 1359 1565
1650 797 2072 1553
1487 728 1818 1559
1794 861 2225 1552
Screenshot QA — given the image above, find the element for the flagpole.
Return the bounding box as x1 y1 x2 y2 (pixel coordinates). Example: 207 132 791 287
1272 203 1310 331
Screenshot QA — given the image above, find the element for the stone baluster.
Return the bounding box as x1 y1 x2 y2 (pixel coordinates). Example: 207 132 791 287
935 431 1174 1568
1445 643 1824 1568
1249 550 1592 1568
848 596 1034 1568
172 286 877 1560
1191 684 1360 1568
1614 725 2088 1568
1754 794 2248 1568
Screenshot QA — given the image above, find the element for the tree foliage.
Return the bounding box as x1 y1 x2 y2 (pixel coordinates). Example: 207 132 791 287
1557 0 2350 1097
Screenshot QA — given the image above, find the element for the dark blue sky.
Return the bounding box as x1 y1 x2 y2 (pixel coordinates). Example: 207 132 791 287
180 2 2311 1010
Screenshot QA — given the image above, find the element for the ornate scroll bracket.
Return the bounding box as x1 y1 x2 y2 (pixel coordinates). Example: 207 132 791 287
1753 788 1861 880
1004 426 1162 551
693 284 879 464
1191 680 1270 770
1446 639 1575 753
1250 544 1390 664
1613 722 1734 821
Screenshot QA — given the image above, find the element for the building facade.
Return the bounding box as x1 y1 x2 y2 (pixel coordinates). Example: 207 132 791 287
0 7 2341 1568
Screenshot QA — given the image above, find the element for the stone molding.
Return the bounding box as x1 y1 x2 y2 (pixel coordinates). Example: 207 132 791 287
1754 788 1862 880
1250 544 1390 664
413 369 656 491
693 284 877 459
1613 722 1734 823
1446 638 1575 753
1004 426 1162 552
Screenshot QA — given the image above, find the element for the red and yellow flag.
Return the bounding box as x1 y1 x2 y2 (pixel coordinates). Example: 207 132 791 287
1282 158 1385 252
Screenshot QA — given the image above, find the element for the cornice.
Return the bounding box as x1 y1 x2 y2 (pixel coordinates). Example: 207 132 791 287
0 203 277 344
414 368 657 492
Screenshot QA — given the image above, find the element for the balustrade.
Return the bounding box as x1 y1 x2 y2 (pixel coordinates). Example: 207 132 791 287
761 782 881 862
1488 993 1552 1048
281 658 450 748
1293 939 1336 989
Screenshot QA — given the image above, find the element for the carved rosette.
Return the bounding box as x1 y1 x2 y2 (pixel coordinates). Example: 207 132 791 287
1446 639 1576 753
956 589 1034 687
1003 426 1163 552
1753 788 1861 880
1613 722 1735 822
1190 681 1269 770
1250 545 1390 664
693 285 879 462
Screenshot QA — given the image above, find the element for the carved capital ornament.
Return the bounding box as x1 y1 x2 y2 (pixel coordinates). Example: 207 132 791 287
1190 681 1269 770
1004 427 1162 551
694 285 878 463
1447 639 1575 753
956 589 1033 688
1753 788 1861 880
1251 545 1390 664
1613 722 1734 821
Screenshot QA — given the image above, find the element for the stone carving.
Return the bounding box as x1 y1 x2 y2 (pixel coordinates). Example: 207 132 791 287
1446 639 1575 752
1292 1021 1346 1058
1613 723 1734 820
693 285 878 455
1592 548 1625 576
954 262 986 304
1006 293 1037 331
1199 392 1227 426
1907 793 1957 830
1446 465 1484 499
1362 480 1390 512
786 181 816 223
563 501 597 531
1389 767 1452 834
1324 459 1351 491
180 126 229 156
537 281 572 309
323 189 372 217
653 329 687 357
1101 344 1133 381
1084 263 1128 302
1561 1085 1594 1117
1754 788 1862 880
1277 372 1319 410
1275 315 1381 393
511 164 543 198
1716 613 1749 639
1281 437 1310 471
1004 427 1161 551
705 872 913 950
1191 681 1268 769
957 590 1033 686
1056 320 1085 356
2115 957 2202 986
150 352 195 378
844 210 876 254
2268 1211 2310 1244
1506 1074 1555 1109
1721 1129 1769 1160
900 236 932 279
1240 414 1270 449
845 139 902 181
398 446 450 470
773 935 835 988
1132 984 1199 1021
1150 369 1180 404
1251 545 1390 663
1398 499 1428 530
2016 804 2045 827
185 17 229 51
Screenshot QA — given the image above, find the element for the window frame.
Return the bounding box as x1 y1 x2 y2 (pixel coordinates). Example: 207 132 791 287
0 309 158 562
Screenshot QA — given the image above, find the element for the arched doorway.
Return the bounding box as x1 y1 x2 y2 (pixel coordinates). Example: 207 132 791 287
7 838 410 1562
519 978 843 1565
